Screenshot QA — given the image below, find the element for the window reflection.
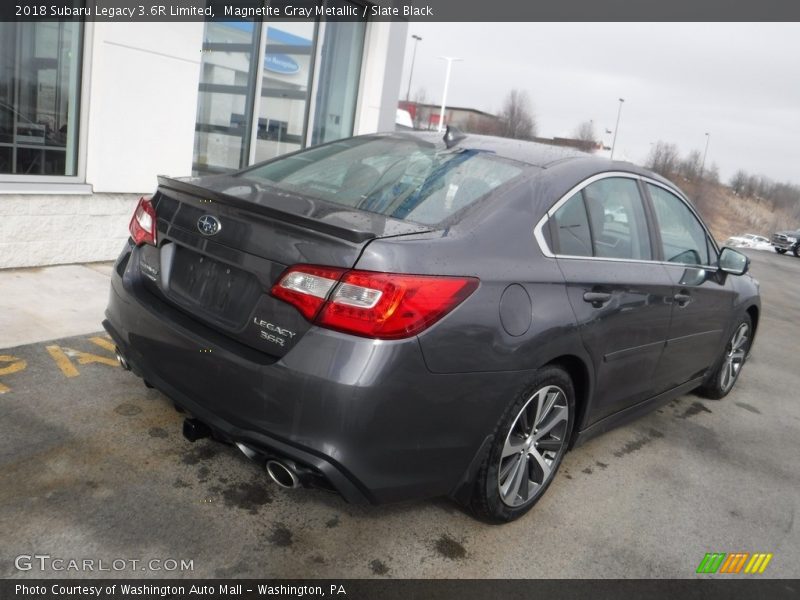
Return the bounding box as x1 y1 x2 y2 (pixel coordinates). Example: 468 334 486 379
194 4 367 175
0 20 83 176
193 22 260 174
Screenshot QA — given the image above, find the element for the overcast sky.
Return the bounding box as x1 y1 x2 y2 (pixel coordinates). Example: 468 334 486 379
399 23 800 185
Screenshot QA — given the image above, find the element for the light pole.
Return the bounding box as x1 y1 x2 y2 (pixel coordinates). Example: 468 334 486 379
700 132 711 179
405 35 422 102
610 98 625 160
437 56 462 133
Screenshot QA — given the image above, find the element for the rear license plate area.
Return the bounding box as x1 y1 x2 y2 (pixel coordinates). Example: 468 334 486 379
167 245 260 329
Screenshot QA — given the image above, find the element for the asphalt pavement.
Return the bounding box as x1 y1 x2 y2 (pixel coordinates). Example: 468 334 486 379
1 249 797 579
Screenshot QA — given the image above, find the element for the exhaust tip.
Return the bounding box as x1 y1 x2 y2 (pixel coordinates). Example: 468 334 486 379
266 460 301 489
235 442 258 460
115 348 130 371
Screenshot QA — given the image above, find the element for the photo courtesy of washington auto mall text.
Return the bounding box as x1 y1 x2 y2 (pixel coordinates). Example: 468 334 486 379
14 584 347 597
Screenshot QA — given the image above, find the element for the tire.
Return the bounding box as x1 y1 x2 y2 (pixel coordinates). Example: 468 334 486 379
697 315 753 400
470 366 575 523
793 245 800 258
775 248 787 254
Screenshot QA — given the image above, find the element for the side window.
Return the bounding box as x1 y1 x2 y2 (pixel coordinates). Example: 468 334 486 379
551 192 592 257
647 184 710 265
582 177 651 260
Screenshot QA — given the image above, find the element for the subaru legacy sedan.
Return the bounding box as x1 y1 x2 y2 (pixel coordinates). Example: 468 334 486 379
104 130 759 522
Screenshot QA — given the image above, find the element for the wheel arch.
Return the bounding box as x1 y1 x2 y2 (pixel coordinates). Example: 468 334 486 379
746 304 759 343
542 354 592 446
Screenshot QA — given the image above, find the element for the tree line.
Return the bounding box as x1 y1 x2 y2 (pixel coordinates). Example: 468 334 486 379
646 140 800 218
409 87 798 219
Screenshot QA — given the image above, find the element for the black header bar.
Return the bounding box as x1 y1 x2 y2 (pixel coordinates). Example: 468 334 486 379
3 0 800 22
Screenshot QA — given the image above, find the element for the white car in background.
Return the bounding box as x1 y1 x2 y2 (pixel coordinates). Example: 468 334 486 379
724 233 771 250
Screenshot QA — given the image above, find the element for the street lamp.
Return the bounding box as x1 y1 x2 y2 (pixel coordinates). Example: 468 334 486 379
610 98 625 160
405 35 422 102
437 56 463 133
700 132 711 179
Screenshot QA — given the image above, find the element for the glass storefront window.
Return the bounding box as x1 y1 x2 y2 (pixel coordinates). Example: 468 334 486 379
311 4 366 146
193 22 261 174
254 23 318 162
194 5 367 175
0 20 83 176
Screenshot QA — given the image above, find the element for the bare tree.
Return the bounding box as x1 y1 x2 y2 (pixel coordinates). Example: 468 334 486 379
730 169 748 195
646 141 680 177
498 89 537 141
573 120 597 142
678 149 703 181
705 162 720 185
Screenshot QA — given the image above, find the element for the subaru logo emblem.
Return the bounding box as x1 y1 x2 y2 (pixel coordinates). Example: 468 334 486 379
197 215 221 236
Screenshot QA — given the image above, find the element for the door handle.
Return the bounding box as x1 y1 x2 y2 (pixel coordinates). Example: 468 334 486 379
583 291 612 307
674 292 691 306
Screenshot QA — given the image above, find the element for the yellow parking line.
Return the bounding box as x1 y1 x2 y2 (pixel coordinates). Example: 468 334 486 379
89 336 116 352
0 355 28 393
46 345 80 378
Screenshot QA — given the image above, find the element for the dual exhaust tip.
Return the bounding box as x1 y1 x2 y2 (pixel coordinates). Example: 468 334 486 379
117 348 304 493
115 347 130 371
265 460 301 489
235 442 301 489
182 417 303 490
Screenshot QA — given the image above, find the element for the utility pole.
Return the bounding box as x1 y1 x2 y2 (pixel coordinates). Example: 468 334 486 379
610 98 625 160
405 35 422 102
437 56 463 133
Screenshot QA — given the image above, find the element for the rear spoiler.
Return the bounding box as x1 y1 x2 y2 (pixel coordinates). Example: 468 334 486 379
157 175 429 245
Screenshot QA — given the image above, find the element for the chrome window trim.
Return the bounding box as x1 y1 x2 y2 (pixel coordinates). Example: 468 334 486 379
533 171 721 269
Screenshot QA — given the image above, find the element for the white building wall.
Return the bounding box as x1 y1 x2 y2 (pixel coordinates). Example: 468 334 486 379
355 20 408 135
1 21 406 270
85 22 205 192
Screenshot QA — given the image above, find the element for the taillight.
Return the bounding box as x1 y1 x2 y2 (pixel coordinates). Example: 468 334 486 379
270 265 347 320
129 196 157 246
271 265 479 340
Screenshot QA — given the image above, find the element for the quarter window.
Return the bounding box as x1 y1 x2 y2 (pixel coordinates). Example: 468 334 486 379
552 192 592 257
647 184 710 265
550 177 651 260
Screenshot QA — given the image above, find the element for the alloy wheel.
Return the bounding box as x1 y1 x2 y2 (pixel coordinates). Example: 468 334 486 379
720 323 749 393
497 385 569 507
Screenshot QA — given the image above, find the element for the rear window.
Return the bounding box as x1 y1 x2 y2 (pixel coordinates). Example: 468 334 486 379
240 136 524 225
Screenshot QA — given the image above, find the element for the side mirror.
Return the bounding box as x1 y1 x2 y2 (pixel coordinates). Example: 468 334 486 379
719 247 749 276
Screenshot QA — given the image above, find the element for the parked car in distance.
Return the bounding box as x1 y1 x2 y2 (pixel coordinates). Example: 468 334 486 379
105 129 760 522
771 229 800 256
724 233 771 250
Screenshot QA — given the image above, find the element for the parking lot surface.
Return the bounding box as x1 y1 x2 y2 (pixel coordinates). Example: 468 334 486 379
1 250 798 579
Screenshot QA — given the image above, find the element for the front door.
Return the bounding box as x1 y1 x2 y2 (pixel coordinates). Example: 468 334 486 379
645 183 734 389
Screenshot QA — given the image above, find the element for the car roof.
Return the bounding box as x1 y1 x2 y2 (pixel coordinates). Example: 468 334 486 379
396 130 586 168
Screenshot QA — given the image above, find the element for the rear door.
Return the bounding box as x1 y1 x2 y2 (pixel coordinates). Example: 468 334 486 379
548 175 674 423
645 183 734 389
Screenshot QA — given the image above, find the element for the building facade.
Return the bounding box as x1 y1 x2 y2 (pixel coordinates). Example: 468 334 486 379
398 101 503 134
0 16 407 268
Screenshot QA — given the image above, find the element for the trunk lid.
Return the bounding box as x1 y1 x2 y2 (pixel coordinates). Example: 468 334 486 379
137 175 431 358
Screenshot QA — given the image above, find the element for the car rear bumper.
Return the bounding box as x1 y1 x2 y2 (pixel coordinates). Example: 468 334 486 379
772 242 793 250
104 244 520 504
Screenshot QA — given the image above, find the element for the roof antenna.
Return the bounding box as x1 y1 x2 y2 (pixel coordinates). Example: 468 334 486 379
443 125 467 149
